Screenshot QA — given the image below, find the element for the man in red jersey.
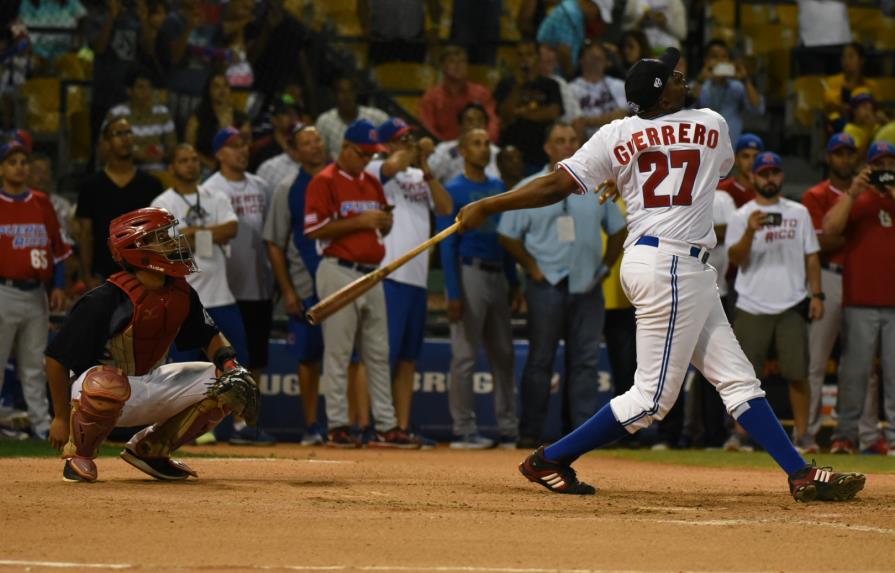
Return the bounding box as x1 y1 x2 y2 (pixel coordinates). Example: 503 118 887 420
718 133 762 207
0 141 71 441
823 141 895 455
304 119 419 449
801 133 883 454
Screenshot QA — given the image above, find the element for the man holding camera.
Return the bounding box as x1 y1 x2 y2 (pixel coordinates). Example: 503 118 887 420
823 141 895 454
726 152 823 448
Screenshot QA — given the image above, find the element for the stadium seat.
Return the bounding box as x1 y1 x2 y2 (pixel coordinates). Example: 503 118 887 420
468 65 501 91
373 62 436 91
789 76 826 128
875 78 895 104
21 78 61 134
313 0 361 36
394 96 421 119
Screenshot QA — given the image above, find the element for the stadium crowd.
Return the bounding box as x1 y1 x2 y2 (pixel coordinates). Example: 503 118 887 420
0 0 893 455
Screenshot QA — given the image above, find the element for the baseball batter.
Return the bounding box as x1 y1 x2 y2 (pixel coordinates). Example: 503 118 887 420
457 48 865 502
45 207 258 483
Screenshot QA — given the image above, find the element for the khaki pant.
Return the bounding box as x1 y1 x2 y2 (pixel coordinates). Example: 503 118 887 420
316 258 396 431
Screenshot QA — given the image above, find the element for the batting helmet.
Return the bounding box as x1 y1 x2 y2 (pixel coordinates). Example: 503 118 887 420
108 207 198 277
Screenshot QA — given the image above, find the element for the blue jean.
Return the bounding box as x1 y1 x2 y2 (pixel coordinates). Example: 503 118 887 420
519 278 605 440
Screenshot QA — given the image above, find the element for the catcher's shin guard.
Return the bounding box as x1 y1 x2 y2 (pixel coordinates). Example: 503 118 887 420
123 397 228 479
62 366 131 482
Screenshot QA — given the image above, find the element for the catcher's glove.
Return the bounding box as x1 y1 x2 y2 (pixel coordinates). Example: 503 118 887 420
208 366 260 426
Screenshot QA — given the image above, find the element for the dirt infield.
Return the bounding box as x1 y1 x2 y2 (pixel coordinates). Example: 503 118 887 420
1 446 893 573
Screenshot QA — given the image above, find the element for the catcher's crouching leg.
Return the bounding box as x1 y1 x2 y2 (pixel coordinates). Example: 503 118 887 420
63 366 132 483
121 365 259 481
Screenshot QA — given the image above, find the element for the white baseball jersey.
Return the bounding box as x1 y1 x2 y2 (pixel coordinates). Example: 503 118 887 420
558 108 734 249
366 160 435 288
725 197 820 315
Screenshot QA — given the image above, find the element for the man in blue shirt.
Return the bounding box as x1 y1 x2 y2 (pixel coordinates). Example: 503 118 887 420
536 0 604 78
498 122 626 447
438 129 521 449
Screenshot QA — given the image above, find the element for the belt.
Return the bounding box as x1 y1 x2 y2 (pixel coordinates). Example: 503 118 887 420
635 235 710 264
0 277 43 291
335 258 377 274
460 256 503 272
821 262 843 275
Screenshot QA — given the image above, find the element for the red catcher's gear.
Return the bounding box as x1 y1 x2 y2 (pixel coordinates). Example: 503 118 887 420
108 207 197 277
106 272 192 376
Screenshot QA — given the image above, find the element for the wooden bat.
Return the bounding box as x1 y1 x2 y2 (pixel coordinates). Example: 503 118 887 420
306 221 460 325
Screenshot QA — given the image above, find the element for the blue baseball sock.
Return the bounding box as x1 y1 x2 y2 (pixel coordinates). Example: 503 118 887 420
735 397 807 475
544 403 629 462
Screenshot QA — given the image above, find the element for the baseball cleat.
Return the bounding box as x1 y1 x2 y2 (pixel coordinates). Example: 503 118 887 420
519 446 597 495
120 447 196 480
62 458 97 483
788 462 865 502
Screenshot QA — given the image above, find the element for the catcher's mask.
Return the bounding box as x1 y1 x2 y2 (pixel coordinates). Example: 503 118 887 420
108 207 198 277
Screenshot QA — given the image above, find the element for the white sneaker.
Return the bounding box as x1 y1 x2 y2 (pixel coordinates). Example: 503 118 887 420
450 434 495 450
300 430 326 446
0 407 29 430
0 427 29 441
723 433 753 452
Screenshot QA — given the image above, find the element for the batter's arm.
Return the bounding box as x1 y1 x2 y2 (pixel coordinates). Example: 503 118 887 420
457 170 577 231
47 356 73 450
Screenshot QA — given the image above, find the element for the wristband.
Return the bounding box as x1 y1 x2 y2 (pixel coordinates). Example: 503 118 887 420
811 292 825 301
213 345 240 371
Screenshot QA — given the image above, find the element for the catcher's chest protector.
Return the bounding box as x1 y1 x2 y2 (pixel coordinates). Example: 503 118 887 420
106 272 191 376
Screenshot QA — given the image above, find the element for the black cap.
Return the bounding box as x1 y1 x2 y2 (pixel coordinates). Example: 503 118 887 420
625 47 681 115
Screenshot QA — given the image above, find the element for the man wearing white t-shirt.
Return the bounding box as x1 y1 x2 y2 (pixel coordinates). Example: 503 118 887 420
726 152 824 448
569 42 627 141
150 144 248 366
367 118 453 439
204 127 276 444
428 103 501 185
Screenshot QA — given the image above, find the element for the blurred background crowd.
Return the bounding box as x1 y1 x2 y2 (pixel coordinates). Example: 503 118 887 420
0 0 893 454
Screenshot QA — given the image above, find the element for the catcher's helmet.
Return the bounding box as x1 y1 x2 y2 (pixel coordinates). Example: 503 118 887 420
108 207 198 277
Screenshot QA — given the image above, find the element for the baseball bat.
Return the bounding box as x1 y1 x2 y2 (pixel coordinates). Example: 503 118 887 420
306 221 460 325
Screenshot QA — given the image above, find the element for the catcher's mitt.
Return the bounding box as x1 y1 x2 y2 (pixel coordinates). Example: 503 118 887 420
208 367 260 426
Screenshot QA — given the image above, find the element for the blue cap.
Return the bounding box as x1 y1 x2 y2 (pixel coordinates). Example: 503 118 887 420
849 89 875 107
377 117 415 143
826 132 857 154
867 141 895 164
212 126 243 154
752 151 783 174
344 119 386 153
735 133 764 154
0 140 29 161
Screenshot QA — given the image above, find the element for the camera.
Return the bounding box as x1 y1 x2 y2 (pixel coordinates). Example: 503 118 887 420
762 212 783 226
868 169 895 190
712 62 736 78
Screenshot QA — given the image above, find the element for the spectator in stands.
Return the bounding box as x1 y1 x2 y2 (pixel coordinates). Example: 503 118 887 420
495 41 564 174
570 40 627 140
438 128 521 449
801 133 883 455
256 121 307 192
823 142 895 455
449 0 501 66
517 0 558 41
429 103 501 184
823 42 878 124
0 141 71 441
105 67 177 175
538 44 581 124
420 46 500 143
221 0 256 90
304 119 418 449
844 89 884 158
718 133 762 208
536 0 607 79
316 76 388 161
624 0 686 52
86 0 157 149
76 116 163 287
185 72 249 173
149 143 248 367
202 126 276 445
726 152 823 450
251 96 301 173
498 121 625 447
608 29 651 77
367 118 453 444
263 125 330 446
875 120 895 147
19 0 87 65
245 0 316 114
358 0 442 65
28 152 73 244
497 145 525 191
693 40 764 147
156 0 223 110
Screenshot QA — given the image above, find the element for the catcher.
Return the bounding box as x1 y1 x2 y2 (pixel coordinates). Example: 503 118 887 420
45 207 259 483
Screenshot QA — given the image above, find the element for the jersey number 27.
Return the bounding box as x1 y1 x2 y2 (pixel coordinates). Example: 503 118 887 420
638 150 700 208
